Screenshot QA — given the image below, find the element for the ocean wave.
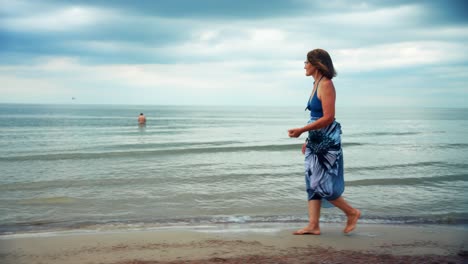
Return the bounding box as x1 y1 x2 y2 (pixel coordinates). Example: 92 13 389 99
0 142 364 161
348 132 424 137
346 161 453 173
1 213 467 236
346 173 467 186
437 143 468 149
16 196 81 205
0 170 295 192
101 140 244 150
2 173 464 194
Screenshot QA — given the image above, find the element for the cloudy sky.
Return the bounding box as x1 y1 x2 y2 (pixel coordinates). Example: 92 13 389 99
1 0 467 107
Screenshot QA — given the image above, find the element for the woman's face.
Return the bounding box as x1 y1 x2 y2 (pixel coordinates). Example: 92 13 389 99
304 60 315 76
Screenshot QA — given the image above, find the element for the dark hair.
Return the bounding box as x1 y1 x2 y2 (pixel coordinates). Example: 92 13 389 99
140 113 144 115
307 49 337 79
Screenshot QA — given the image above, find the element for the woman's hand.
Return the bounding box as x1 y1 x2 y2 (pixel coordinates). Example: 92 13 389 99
288 128 304 138
301 142 306 155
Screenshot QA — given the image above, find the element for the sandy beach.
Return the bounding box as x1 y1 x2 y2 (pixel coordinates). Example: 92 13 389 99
1 223 467 264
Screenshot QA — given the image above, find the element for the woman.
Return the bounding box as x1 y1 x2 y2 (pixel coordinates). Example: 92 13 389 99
288 49 360 235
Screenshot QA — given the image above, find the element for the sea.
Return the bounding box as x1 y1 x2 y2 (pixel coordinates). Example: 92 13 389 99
0 104 467 235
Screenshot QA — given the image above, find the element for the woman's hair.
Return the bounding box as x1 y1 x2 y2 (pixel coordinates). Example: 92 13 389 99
307 49 337 79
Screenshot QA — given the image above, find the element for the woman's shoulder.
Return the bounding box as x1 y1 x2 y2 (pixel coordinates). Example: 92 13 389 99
317 79 336 99
319 78 335 91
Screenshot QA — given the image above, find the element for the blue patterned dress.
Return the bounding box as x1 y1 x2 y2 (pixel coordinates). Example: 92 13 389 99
304 81 344 206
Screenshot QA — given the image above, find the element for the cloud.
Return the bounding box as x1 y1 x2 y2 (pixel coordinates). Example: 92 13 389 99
0 56 304 105
41 0 308 19
323 4 423 27
0 0 467 107
169 27 292 58
2 6 114 32
0 74 72 103
335 41 468 72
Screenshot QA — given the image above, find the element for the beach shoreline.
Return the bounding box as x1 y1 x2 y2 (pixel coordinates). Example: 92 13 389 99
1 223 467 264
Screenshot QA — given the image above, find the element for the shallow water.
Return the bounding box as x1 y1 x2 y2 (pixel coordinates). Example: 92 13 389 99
0 104 467 234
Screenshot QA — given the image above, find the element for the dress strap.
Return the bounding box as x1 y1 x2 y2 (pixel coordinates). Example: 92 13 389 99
305 75 325 111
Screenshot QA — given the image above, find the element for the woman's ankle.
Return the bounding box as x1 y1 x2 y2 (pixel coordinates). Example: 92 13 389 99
346 208 358 217
307 222 320 229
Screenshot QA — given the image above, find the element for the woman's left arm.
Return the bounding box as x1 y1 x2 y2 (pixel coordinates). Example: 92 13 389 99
288 80 336 138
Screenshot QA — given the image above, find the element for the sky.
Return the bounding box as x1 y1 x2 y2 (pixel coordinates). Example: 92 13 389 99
1 0 467 107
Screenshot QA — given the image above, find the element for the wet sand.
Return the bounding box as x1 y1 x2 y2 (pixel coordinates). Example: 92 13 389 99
1 223 467 264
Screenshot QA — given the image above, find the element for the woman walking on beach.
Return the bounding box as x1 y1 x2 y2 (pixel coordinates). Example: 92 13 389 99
288 49 360 235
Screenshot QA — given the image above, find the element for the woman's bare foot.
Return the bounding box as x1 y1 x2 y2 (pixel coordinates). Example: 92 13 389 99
344 209 361 234
293 226 321 235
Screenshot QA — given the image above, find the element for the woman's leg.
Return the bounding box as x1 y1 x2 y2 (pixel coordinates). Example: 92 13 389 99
293 200 321 235
329 196 361 233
